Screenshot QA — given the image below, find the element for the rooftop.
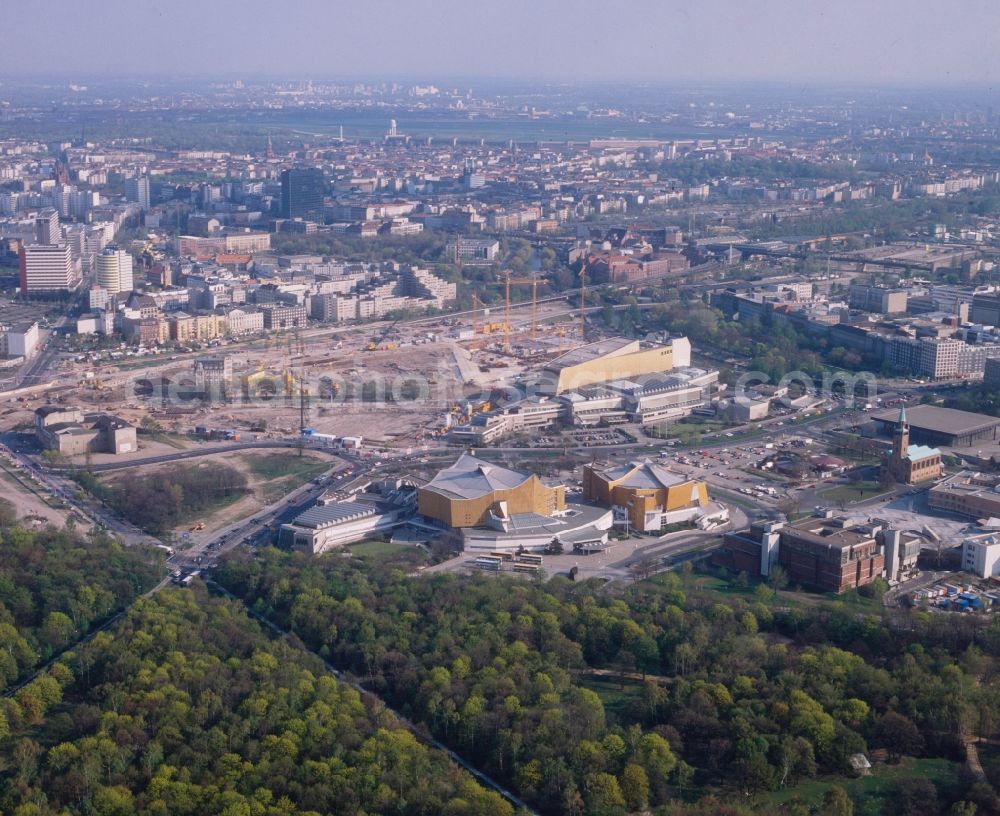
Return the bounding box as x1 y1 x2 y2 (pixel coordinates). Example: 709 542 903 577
423 453 531 500
545 337 637 371
292 501 377 529
784 516 876 549
593 460 689 490
873 404 1000 437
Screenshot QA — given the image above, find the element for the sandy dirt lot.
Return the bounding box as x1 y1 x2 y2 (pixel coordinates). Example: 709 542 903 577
0 467 70 528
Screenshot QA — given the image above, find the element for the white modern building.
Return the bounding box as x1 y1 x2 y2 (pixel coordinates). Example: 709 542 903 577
961 533 1000 579
95 247 134 294
19 243 81 293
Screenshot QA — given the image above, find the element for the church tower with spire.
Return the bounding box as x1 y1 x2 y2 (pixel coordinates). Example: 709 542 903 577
891 405 909 461
882 404 942 485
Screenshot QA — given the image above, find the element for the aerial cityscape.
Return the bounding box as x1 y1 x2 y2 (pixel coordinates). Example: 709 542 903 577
3 2 1000 815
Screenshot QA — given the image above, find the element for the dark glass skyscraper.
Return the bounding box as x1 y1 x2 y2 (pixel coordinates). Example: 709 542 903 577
280 168 325 222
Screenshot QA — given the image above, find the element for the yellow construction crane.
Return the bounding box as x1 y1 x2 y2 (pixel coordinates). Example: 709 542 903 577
470 293 482 335
502 271 549 350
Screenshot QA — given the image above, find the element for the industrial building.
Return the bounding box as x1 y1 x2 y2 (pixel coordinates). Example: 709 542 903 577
872 404 1000 448
583 460 709 532
34 406 137 456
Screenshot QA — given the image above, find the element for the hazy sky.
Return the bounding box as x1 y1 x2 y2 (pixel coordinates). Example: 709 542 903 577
3 0 998 85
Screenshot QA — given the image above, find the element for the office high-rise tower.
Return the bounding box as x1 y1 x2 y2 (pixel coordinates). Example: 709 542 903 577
126 175 151 210
95 247 134 294
280 168 325 222
35 208 60 245
19 243 81 293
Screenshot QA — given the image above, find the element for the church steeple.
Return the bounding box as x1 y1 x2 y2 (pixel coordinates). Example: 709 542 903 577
893 404 910 459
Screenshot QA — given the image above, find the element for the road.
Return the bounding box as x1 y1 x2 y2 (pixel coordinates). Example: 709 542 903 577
52 438 343 473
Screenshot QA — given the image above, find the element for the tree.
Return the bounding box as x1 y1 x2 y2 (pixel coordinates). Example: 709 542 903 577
887 777 938 816
819 786 854 816
584 772 625 815
875 711 923 763
619 764 649 811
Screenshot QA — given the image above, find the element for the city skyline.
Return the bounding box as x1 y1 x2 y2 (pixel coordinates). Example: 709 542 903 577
3 0 999 86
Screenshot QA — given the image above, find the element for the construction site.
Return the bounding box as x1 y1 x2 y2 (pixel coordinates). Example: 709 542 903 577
0 267 607 458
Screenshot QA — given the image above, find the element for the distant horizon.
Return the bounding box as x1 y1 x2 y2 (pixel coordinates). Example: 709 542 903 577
1 73 996 97
2 0 998 87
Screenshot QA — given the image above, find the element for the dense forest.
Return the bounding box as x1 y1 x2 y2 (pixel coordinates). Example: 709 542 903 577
0 587 514 815
0 506 162 693
216 549 1000 815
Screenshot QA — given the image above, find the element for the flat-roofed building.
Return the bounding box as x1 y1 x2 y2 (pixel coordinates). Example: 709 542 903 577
34 406 136 456
929 471 1000 519
716 513 886 593
962 533 1000 578
19 243 81 293
848 284 908 314
872 404 1000 448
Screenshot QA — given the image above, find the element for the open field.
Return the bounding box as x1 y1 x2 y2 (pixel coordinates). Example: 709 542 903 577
244 451 332 503
668 568 884 613
764 757 966 812
0 461 70 527
820 480 891 503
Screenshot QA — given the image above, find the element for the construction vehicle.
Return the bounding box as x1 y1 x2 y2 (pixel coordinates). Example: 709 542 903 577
190 522 205 532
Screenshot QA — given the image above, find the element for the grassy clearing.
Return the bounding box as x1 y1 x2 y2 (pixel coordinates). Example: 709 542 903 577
578 677 643 721
666 569 884 613
142 431 188 450
241 452 331 503
349 540 410 558
820 481 890 503
763 757 965 813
